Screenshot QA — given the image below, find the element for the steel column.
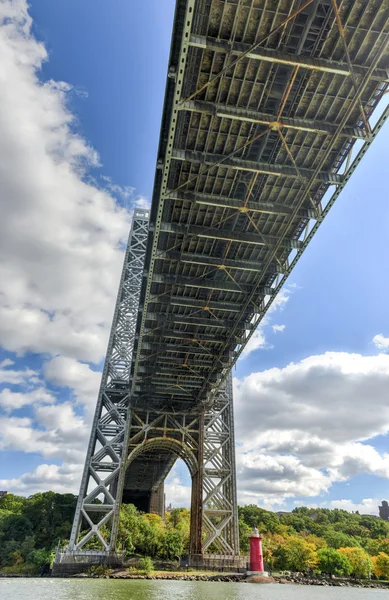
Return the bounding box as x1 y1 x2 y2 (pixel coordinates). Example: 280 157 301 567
64 209 149 557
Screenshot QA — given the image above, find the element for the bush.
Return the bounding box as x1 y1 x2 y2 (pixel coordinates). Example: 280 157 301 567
317 547 352 577
86 564 112 577
139 556 154 574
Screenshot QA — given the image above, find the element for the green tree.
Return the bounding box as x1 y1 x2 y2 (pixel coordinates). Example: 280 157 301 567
139 556 154 574
117 504 142 554
365 538 389 556
317 547 352 577
373 552 389 580
283 537 318 572
323 529 361 549
339 547 373 578
0 514 33 542
161 530 183 560
0 494 27 514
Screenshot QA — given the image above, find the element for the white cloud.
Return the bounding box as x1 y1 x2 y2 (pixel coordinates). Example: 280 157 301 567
234 351 389 503
373 334 389 351
0 387 55 412
165 470 191 508
272 324 285 333
0 463 82 495
294 498 382 517
0 401 88 464
43 356 100 416
0 359 39 385
0 0 136 364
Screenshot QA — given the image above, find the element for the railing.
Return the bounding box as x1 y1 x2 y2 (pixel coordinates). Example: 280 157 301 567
182 553 249 572
54 549 125 565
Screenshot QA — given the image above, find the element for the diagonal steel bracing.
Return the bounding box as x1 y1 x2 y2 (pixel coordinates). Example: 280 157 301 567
65 209 149 555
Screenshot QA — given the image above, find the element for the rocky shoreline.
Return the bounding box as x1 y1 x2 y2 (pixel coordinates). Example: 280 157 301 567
74 569 389 588
2 570 389 588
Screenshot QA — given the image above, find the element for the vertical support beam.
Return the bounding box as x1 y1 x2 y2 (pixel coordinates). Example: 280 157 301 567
189 372 240 559
65 209 149 557
150 483 165 518
189 411 204 556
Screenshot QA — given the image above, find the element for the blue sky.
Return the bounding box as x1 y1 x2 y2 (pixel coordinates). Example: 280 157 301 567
0 0 388 515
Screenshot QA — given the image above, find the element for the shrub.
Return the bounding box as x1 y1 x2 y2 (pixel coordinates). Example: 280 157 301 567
139 556 154 574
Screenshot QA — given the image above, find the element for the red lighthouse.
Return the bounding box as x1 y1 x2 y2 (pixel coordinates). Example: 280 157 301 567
249 526 266 574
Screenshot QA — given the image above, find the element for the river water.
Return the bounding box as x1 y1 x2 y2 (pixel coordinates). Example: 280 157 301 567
0 578 387 600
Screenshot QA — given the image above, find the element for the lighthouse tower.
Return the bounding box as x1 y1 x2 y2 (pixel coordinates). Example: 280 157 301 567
248 526 268 576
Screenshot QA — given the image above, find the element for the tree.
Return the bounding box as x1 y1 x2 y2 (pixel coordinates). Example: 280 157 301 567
338 547 373 578
0 494 27 514
323 529 361 550
0 514 33 542
161 530 183 560
365 537 389 557
117 504 142 554
238 518 252 553
372 553 389 580
317 547 352 577
238 505 280 533
262 532 286 570
283 537 318 572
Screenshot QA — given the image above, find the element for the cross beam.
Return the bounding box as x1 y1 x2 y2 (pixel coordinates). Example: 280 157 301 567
156 249 282 273
169 190 317 220
188 34 389 82
180 100 372 141
139 342 214 355
145 312 253 330
148 295 243 313
152 272 275 295
159 221 303 249
143 328 227 343
172 149 344 184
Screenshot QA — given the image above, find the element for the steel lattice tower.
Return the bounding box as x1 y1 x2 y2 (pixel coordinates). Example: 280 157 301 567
57 207 240 570
66 209 151 558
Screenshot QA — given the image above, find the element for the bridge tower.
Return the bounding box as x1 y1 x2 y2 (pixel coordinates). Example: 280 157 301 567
53 208 240 574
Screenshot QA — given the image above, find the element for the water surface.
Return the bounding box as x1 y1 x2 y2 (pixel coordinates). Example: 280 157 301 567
0 578 386 600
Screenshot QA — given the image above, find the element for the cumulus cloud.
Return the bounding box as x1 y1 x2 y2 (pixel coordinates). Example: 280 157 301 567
0 401 88 464
0 387 55 412
0 463 82 495
234 351 389 505
373 334 389 351
0 0 136 364
272 324 285 333
165 470 191 508
0 359 39 385
43 356 100 416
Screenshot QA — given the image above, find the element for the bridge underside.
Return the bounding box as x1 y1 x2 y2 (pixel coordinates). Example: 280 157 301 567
133 0 389 412
55 0 389 576
122 451 172 516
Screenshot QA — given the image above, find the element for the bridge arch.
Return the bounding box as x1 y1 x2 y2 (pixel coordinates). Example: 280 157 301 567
125 436 198 477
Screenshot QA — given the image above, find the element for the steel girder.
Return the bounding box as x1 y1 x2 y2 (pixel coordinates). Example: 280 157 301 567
159 221 304 249
180 100 372 140
65 209 149 556
168 190 317 220
188 34 389 82
172 148 344 184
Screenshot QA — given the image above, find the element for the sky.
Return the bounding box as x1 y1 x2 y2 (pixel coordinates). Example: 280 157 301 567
0 0 388 517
